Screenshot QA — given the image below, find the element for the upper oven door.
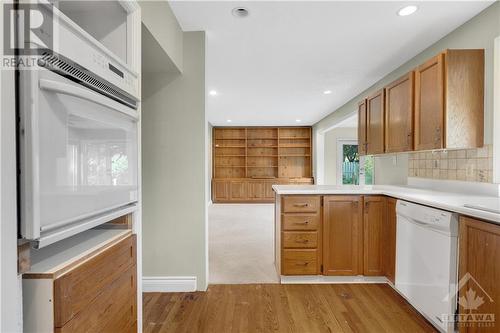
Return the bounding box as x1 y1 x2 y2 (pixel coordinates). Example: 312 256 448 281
20 69 138 246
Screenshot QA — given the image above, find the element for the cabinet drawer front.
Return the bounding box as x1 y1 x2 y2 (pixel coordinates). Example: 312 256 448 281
282 249 318 275
282 214 319 230
282 232 318 248
57 265 137 333
54 234 136 327
282 196 320 213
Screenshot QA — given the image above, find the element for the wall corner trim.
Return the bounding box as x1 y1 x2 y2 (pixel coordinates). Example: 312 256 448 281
142 276 197 292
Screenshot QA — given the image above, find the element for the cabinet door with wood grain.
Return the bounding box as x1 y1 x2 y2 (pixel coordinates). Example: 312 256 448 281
366 90 385 155
263 181 276 200
415 54 445 150
213 180 230 201
323 196 363 275
459 216 500 333
383 198 397 283
230 181 248 200
363 196 386 276
248 181 265 200
385 72 414 153
358 99 368 155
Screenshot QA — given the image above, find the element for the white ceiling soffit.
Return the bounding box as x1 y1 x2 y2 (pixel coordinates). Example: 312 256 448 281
169 1 493 126
333 113 358 129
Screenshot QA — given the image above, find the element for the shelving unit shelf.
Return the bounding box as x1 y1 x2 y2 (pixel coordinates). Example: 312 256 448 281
212 127 313 203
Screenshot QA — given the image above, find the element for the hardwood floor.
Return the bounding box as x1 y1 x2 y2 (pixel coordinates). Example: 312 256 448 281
143 284 437 333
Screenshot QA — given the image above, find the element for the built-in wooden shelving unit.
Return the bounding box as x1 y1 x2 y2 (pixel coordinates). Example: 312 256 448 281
212 127 313 203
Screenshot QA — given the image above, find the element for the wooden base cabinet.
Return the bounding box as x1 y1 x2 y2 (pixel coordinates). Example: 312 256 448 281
458 216 500 333
280 196 321 275
23 232 137 333
322 196 363 276
212 178 313 203
363 196 386 276
277 195 397 280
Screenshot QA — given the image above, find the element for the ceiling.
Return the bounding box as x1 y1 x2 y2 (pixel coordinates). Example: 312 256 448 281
169 1 493 126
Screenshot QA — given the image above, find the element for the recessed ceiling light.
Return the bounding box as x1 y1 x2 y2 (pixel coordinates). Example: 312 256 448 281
398 5 418 16
295 119 302 123
209 90 217 96
226 119 232 123
323 90 332 95
232 7 249 18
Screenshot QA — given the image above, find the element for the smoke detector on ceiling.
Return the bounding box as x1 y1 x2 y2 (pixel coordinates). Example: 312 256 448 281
232 7 249 18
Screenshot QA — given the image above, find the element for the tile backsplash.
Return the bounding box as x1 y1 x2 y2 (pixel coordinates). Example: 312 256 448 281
408 145 493 183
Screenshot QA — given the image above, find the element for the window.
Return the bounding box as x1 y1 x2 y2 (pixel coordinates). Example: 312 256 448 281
336 140 374 185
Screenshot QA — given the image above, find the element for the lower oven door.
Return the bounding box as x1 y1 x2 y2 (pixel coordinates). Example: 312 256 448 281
20 69 138 247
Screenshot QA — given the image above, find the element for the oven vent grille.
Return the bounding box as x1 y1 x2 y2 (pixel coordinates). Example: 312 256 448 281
39 52 137 110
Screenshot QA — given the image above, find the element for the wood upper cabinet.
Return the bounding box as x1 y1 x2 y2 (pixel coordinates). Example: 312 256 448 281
358 99 368 156
415 54 445 150
366 89 385 155
363 196 386 276
415 50 484 150
323 196 363 276
458 216 500 333
358 49 484 155
383 198 397 284
385 72 414 153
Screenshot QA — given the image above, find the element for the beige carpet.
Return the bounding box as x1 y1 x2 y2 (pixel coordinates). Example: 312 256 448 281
208 204 280 284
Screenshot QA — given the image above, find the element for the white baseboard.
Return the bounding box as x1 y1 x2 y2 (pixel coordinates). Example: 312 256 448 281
280 275 388 284
142 276 197 292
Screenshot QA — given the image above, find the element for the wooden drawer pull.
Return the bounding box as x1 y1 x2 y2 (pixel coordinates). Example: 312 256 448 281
295 262 309 266
293 221 309 225
297 239 309 243
293 203 310 207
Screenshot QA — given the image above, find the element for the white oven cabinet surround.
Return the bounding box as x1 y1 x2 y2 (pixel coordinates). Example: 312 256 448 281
273 180 500 225
15 1 143 332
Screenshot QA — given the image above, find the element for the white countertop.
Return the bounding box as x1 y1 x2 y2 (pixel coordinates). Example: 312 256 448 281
273 184 500 224
28 228 131 276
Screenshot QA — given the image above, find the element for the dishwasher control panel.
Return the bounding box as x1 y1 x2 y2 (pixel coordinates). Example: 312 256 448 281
396 200 458 235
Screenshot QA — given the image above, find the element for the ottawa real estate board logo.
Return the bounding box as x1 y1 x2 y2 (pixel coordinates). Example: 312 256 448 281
442 272 495 329
3 2 54 69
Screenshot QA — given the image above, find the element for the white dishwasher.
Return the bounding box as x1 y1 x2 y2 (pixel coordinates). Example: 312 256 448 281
395 200 458 333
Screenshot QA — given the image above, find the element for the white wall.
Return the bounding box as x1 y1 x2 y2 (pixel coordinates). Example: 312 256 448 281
374 154 408 185
323 127 357 185
141 32 207 291
139 0 183 72
207 122 213 205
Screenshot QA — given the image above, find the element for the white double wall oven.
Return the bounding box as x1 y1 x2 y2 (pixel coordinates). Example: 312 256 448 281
17 0 141 248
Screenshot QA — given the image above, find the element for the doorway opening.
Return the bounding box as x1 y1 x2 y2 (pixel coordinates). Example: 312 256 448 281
336 140 374 185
